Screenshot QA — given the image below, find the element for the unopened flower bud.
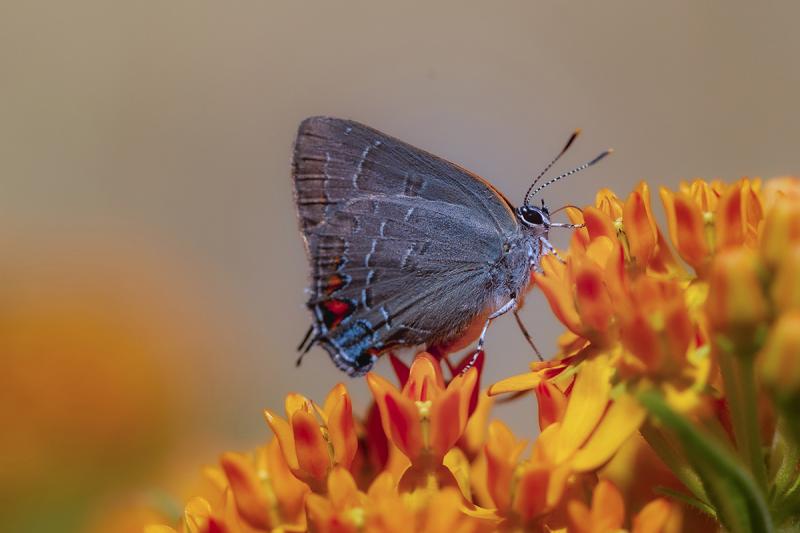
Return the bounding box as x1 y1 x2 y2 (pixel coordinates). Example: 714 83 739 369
772 246 800 313
706 249 768 351
760 198 800 268
759 312 800 407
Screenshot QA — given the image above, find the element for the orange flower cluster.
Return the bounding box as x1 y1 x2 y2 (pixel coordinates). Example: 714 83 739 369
147 177 800 533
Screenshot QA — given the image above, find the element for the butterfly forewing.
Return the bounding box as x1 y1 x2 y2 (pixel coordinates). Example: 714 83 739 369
293 117 523 376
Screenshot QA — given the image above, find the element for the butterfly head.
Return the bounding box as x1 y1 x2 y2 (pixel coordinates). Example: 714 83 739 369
516 202 550 229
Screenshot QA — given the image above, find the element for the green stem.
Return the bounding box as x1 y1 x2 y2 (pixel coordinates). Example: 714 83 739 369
717 337 769 491
639 390 774 533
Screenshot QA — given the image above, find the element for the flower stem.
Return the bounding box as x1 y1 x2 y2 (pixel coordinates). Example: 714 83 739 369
717 337 769 492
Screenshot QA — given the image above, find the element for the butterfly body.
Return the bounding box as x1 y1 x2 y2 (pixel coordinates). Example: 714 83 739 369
293 117 560 376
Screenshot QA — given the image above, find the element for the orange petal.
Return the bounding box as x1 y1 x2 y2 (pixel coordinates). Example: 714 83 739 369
443 447 472 500
383 387 423 461
595 188 625 220
545 461 572 509
323 383 348 417
144 526 178 533
512 464 550 523
484 420 527 512
583 205 618 241
535 259 583 336
327 466 362 510
715 181 746 250
285 392 313 418
706 248 768 337
304 493 335 532
572 253 613 333
219 452 272 530
566 206 590 250
686 179 722 212
620 310 662 372
325 386 358 469
632 498 675 533
460 389 494 455
663 190 709 271
366 372 398 439
759 311 800 401
291 408 331 483
264 409 299 470
421 488 470 532
590 480 625 530
659 187 681 254
404 352 445 401
366 471 397 500
535 381 568 430
760 197 800 268
266 438 309 523
430 373 471 459
183 497 213 533
719 183 745 246
624 183 658 267
566 500 592 533
453 367 478 425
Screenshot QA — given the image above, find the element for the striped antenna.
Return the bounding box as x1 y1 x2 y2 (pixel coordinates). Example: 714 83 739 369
528 149 613 200
523 129 581 206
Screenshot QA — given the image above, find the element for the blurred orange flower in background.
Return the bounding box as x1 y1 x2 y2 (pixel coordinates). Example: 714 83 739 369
0 240 230 533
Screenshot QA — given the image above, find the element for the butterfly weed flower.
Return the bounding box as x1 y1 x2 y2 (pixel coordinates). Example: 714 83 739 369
145 177 800 533
366 352 478 492
263 383 357 493
566 479 682 533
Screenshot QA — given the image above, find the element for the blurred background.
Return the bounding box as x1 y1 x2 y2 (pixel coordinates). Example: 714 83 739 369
3 1 800 531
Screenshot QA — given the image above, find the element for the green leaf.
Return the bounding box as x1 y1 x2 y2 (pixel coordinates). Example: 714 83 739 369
654 485 717 519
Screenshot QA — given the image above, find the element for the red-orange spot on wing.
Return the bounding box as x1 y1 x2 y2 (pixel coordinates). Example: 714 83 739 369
320 299 356 329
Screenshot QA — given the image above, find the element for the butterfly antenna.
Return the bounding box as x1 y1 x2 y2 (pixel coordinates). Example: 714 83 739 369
550 204 583 216
529 149 613 199
524 129 581 206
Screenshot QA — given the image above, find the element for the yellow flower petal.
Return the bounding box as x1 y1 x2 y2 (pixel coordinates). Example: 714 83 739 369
488 371 541 396
327 466 362 510
553 358 612 463
632 498 678 533
572 395 646 472
591 479 626 531
219 451 272 529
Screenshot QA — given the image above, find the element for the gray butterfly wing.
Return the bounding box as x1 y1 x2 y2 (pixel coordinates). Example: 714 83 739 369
293 116 522 376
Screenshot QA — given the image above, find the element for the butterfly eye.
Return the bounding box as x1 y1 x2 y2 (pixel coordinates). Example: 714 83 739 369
519 207 546 226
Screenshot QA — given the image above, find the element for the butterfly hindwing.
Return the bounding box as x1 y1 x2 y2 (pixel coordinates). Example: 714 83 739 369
293 117 523 375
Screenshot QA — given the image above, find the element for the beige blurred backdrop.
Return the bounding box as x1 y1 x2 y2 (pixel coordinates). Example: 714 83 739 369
3 1 800 531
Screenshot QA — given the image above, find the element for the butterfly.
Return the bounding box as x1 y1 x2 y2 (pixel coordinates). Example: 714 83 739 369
292 117 609 376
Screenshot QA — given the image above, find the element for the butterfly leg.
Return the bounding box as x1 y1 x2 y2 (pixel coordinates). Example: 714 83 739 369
540 236 567 264
462 298 518 374
295 325 320 367
514 310 544 361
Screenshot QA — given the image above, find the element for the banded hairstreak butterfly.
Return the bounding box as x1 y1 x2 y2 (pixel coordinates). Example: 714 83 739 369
293 117 610 376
